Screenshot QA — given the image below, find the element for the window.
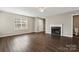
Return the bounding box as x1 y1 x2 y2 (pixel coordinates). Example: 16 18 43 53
14 16 28 30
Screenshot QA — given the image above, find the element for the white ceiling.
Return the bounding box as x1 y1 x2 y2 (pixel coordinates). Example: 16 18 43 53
0 7 79 18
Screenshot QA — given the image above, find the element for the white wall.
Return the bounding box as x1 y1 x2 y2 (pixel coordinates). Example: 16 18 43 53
0 11 35 37
34 17 44 32
0 11 44 37
45 12 73 37
1 9 79 37
28 17 35 33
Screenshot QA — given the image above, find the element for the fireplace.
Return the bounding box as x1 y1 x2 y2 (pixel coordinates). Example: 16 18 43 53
51 27 61 36
50 24 63 36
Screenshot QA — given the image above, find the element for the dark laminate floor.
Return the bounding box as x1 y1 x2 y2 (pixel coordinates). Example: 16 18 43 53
0 32 79 52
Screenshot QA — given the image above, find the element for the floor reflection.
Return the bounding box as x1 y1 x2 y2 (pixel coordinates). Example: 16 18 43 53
10 35 31 51
0 33 79 52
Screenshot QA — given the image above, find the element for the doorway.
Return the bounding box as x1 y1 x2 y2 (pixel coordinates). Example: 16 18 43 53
73 15 79 38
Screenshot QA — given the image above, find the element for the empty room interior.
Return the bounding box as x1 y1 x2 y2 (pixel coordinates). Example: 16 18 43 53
0 7 79 52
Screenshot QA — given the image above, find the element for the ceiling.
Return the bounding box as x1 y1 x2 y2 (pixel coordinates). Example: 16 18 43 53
0 7 79 18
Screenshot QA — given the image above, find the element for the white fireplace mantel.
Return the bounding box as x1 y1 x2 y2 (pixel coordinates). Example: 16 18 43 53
50 24 63 36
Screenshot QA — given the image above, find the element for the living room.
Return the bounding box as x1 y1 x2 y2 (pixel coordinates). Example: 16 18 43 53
1 0 79 59
0 7 79 52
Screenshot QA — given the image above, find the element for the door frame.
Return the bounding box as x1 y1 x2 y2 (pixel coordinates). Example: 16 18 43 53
72 14 79 37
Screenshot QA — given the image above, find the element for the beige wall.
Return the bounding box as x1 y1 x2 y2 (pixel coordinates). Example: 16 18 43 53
45 10 79 37
45 13 73 37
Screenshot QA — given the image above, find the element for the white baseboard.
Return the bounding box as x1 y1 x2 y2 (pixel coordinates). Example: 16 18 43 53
63 35 73 37
0 31 44 38
45 32 73 37
0 32 27 37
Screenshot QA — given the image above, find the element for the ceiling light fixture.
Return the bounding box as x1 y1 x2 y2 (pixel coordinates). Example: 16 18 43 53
38 7 46 12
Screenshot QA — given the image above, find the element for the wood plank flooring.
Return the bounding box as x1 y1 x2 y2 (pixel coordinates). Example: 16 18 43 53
0 32 79 52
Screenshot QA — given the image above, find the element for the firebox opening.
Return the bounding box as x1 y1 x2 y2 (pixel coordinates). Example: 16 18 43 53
51 27 61 36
